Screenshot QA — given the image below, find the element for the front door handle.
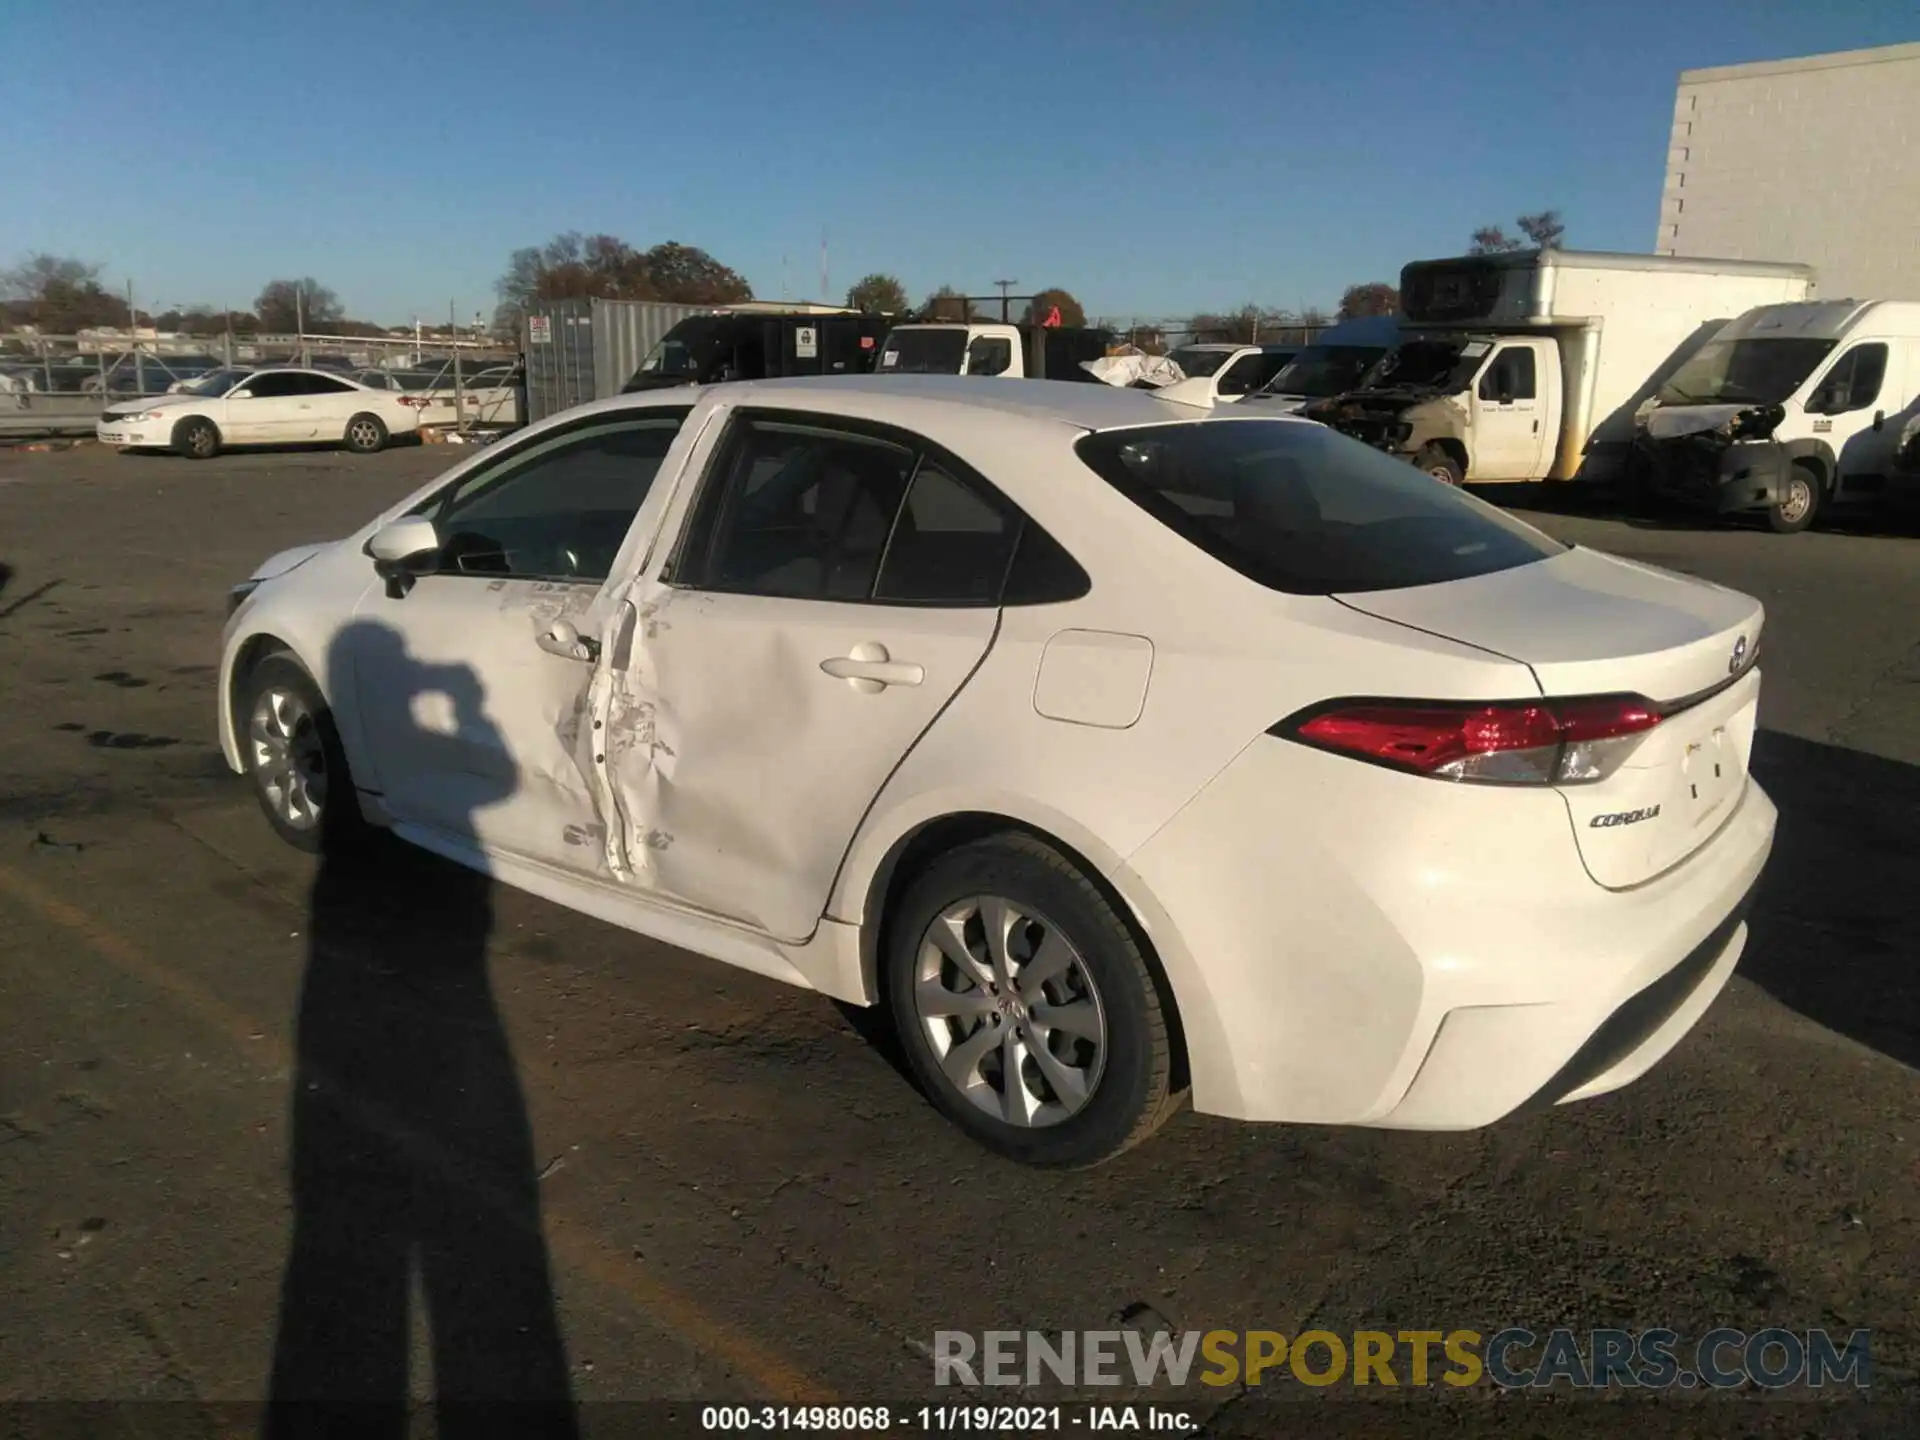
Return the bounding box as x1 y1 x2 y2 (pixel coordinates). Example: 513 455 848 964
536 618 599 663
821 641 923 693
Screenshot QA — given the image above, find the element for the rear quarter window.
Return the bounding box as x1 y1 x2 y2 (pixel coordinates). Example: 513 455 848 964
1076 419 1563 594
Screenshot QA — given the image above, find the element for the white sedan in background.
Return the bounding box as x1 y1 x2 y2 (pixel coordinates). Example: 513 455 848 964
98 367 422 459
217 376 1775 1167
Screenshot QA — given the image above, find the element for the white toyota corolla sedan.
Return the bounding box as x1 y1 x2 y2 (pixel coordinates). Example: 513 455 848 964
99 366 421 458
217 376 1775 1167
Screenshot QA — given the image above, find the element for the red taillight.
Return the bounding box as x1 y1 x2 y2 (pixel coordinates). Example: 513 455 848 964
1280 696 1661 785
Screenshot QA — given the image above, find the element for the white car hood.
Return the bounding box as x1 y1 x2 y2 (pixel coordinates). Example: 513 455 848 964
105 393 201 416
248 542 336 582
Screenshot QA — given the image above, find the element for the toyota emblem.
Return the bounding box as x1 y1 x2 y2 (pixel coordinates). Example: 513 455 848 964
1729 635 1748 674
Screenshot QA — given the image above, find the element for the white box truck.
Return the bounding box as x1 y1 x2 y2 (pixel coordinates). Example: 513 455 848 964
1635 298 1920 532
1307 249 1813 487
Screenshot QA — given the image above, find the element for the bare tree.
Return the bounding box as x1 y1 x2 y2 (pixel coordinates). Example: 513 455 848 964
919 286 978 322
1469 226 1525 256
845 273 909 315
1 252 124 332
1516 210 1566 249
255 279 343 333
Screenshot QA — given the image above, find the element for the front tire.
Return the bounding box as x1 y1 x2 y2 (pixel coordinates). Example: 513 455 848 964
884 833 1177 1168
343 413 388 454
172 416 221 460
1767 463 1820 533
238 653 363 853
1412 444 1464 487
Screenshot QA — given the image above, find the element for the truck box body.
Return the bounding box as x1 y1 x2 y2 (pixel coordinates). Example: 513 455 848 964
1317 250 1814 483
875 323 1115 382
622 311 888 392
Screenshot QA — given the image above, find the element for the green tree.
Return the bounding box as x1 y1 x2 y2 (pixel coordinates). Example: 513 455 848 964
493 232 750 331
1020 287 1087 328
1517 210 1566 249
845 273 909 315
639 241 752 305
255 279 343 333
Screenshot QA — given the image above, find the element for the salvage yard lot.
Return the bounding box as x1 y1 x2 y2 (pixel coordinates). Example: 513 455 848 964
1 441 1917 1430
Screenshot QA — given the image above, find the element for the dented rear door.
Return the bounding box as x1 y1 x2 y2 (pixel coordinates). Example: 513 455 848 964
593 408 1008 943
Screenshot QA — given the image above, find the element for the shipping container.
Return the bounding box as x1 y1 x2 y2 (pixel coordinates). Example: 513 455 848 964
520 298 709 423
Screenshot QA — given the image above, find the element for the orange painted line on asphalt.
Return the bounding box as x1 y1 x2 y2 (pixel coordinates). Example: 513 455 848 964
0 860 836 1406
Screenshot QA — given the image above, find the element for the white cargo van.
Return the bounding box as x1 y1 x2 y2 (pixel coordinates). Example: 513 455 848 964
1635 299 1920 532
1307 250 1813 487
874 322 1113 381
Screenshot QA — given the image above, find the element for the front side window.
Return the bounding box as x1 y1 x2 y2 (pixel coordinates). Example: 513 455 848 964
241 372 307 398
416 410 690 582
307 375 355 394
1478 347 1537 402
1216 353 1267 397
1076 419 1563 595
1810 343 1888 414
965 336 1013 377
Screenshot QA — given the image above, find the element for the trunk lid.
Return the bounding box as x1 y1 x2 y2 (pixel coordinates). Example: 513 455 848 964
1338 546 1764 888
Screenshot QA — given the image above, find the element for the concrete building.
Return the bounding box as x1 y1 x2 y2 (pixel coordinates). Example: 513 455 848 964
1656 41 1920 300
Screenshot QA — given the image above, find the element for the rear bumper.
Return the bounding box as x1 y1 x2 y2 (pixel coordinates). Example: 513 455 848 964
1116 737 1777 1128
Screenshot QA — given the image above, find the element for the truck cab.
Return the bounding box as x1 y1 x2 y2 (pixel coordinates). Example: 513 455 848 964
1309 331 1563 486
875 322 1114 382
1162 342 1299 403
1635 299 1920 532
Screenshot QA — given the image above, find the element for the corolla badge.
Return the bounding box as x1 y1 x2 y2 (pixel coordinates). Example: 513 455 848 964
1729 635 1748 674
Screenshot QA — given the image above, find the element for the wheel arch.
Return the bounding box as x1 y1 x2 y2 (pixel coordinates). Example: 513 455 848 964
849 807 1192 1095
1780 439 1836 492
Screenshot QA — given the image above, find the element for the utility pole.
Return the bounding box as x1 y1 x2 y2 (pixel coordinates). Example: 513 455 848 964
295 282 307 366
127 280 145 394
450 299 465 436
993 279 1019 323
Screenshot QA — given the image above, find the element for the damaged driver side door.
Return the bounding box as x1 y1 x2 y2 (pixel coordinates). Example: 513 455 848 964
349 407 693 876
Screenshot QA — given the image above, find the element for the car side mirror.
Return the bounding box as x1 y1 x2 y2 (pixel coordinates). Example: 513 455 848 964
230 388 253 400
365 516 440 598
1809 384 1845 416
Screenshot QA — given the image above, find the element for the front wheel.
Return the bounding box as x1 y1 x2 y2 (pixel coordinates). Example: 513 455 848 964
343 413 388 454
1767 464 1820 534
238 653 364 853
884 833 1178 1168
1412 444 1464 487
172 416 221 460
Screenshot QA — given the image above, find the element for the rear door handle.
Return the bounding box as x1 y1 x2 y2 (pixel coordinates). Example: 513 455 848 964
821 641 923 693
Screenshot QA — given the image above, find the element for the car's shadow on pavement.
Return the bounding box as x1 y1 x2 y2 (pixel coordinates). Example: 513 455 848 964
1742 729 1920 1073
267 621 577 1440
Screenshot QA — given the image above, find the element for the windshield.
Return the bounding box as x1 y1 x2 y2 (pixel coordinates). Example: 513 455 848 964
1076 419 1562 594
180 368 252 396
1655 338 1837 406
1168 347 1235 378
877 328 968 375
1261 344 1390 399
1366 339 1485 393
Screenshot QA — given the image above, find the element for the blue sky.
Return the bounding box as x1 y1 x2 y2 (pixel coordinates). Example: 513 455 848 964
1 1 1911 325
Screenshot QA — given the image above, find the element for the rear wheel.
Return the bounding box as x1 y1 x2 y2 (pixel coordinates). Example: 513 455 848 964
1412 444 1464 487
1767 463 1820 534
343 413 388 454
172 416 221 460
884 833 1178 1168
238 653 363 853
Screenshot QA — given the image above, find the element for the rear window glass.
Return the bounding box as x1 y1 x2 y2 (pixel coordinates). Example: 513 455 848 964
1075 419 1563 594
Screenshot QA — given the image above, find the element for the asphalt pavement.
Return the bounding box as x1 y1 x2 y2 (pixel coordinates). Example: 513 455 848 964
1 441 1915 1437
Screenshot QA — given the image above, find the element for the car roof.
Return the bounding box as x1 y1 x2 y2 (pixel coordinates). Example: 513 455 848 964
699 373 1310 431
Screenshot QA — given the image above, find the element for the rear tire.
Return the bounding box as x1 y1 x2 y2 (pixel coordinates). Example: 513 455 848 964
172 416 221 460
1767 463 1820 534
237 653 365 854
343 413 388 454
1412 444 1464 487
884 832 1178 1168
